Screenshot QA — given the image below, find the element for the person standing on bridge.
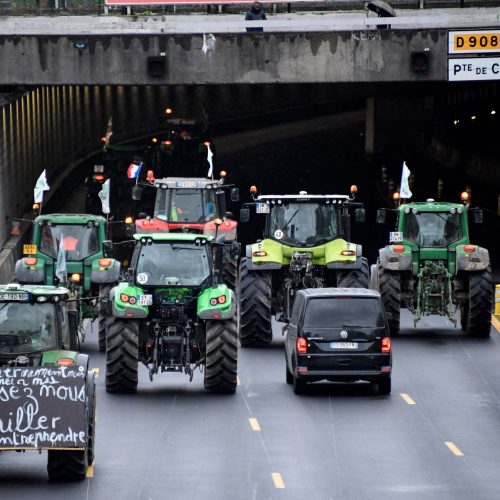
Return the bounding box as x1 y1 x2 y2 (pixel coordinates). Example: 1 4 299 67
245 1 267 32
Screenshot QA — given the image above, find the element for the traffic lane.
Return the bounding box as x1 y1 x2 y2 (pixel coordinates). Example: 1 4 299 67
237 315 500 500
85 322 284 500
393 310 500 496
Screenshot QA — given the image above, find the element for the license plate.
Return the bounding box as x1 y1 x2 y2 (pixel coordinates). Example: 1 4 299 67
23 244 37 255
0 292 29 302
330 342 358 349
137 295 153 306
256 203 269 214
93 164 104 173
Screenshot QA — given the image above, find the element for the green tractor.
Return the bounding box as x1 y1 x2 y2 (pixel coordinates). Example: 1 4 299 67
15 214 121 352
372 197 492 336
238 187 369 346
0 283 96 481
130 174 240 289
104 232 238 393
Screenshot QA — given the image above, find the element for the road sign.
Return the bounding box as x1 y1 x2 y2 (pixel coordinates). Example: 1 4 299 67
448 57 500 82
449 31 500 54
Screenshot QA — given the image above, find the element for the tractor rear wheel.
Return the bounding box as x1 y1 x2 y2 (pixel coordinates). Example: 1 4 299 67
465 266 493 337
97 285 112 352
204 318 238 393
238 258 272 347
47 449 88 481
223 244 238 290
378 267 401 336
337 257 370 288
105 318 139 393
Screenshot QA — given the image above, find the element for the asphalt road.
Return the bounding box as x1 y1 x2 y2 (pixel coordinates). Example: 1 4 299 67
1 311 499 500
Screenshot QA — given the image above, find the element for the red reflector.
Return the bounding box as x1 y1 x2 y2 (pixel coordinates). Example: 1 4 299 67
296 367 308 373
252 251 267 257
57 358 75 366
25 257 37 266
381 337 391 353
93 174 105 182
464 245 476 253
381 366 391 373
296 337 307 353
125 313 133 317
218 295 226 304
392 245 405 254
213 314 221 319
99 258 111 267
120 293 129 303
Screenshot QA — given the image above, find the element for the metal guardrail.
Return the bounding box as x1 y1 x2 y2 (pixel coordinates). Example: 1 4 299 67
0 0 498 16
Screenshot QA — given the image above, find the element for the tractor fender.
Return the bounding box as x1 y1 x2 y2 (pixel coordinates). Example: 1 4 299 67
456 246 490 272
91 259 121 284
326 256 364 270
378 246 412 271
111 284 148 319
245 244 282 270
14 258 45 284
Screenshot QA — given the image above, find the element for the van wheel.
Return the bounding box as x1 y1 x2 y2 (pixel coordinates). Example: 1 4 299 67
377 377 391 395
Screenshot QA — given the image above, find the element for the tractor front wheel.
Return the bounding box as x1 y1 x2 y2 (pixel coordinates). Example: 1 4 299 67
105 318 139 393
378 267 401 336
237 258 272 347
97 285 112 352
204 318 238 393
465 266 493 337
337 257 370 288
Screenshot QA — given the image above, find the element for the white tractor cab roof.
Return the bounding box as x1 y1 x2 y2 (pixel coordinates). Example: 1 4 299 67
256 194 351 203
153 177 224 190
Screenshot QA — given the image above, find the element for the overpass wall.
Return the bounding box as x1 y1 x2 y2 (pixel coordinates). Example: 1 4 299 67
0 30 447 86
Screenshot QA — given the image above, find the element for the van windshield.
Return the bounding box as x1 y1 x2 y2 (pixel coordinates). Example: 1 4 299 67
304 298 385 328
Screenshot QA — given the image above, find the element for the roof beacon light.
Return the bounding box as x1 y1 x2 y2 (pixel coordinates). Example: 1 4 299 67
250 185 258 195
350 185 358 194
220 170 227 178
393 192 400 201
147 170 155 182
460 191 469 203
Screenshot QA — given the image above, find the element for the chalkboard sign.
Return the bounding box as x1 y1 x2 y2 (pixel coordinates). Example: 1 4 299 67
0 367 87 450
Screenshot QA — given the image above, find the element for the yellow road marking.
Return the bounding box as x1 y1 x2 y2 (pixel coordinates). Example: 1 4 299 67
492 315 500 334
249 418 261 431
400 393 416 405
445 442 464 456
92 368 100 377
86 464 94 478
237 376 241 386
272 472 285 489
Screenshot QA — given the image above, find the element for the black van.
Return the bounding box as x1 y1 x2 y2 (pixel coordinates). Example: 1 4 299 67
284 288 392 395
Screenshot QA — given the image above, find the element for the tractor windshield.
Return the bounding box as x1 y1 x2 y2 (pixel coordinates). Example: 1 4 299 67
39 224 100 261
136 243 210 286
404 212 462 247
268 202 339 247
154 189 218 223
0 302 57 354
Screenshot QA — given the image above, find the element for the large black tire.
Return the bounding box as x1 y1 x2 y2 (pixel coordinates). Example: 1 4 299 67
105 319 139 393
87 374 96 466
337 257 370 288
465 266 493 337
223 245 238 290
47 449 88 481
204 319 238 393
378 267 401 336
377 377 392 395
237 257 273 347
98 285 112 352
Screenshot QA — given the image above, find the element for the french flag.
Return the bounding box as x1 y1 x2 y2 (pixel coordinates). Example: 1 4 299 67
127 162 142 179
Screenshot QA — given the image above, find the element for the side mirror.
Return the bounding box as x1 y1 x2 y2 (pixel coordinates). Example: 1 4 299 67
230 187 240 202
355 208 366 223
376 209 387 224
240 208 250 223
103 240 113 254
471 208 483 224
67 310 80 351
132 185 142 201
